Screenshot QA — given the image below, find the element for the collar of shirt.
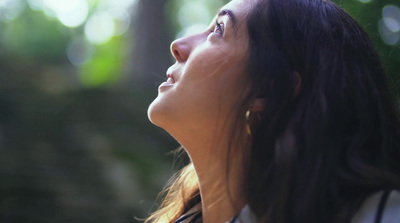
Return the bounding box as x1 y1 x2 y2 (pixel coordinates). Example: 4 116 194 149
174 204 257 223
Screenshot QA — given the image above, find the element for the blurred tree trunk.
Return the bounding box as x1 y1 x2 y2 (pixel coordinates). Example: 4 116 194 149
129 0 173 87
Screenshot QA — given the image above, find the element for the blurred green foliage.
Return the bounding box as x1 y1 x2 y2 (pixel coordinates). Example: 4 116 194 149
2 9 69 62
0 0 399 222
337 0 400 95
79 37 125 87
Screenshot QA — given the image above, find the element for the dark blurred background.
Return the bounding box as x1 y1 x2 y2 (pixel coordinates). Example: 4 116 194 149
0 0 399 222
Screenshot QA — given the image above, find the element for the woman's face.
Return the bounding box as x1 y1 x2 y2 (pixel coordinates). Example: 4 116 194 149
148 0 254 142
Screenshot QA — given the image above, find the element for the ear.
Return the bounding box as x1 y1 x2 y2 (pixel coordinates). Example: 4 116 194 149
250 98 267 112
294 71 302 98
249 71 301 112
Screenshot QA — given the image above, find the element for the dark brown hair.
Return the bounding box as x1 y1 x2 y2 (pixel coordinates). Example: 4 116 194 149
147 0 400 222
245 0 400 222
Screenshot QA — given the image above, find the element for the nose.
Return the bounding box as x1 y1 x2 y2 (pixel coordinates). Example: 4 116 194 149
170 37 190 62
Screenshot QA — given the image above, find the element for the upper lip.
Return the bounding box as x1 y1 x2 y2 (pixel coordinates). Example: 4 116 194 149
166 73 176 84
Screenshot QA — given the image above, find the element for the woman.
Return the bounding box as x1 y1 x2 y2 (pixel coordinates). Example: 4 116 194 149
146 0 400 222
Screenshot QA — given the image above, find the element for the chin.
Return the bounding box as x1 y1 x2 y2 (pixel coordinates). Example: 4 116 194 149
147 100 160 126
147 97 169 128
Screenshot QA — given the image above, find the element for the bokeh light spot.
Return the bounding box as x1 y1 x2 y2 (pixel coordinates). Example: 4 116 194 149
43 0 89 27
27 0 43 11
84 12 115 45
358 0 372 3
0 0 24 22
109 8 131 36
379 19 400 45
178 2 211 28
67 36 94 66
383 5 400 32
97 0 138 9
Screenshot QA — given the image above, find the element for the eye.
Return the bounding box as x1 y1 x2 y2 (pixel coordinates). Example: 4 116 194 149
213 21 223 35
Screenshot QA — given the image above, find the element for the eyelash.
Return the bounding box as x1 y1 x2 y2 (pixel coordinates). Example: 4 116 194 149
213 21 223 35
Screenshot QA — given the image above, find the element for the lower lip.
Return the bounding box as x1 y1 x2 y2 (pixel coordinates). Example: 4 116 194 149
159 82 174 90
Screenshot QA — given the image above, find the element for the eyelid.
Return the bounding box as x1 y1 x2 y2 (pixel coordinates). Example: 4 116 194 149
212 20 224 35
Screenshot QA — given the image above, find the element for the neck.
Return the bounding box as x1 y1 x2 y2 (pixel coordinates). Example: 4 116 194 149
197 165 245 223
180 134 247 223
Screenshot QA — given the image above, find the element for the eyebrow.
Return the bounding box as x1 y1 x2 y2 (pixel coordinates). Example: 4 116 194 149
217 9 237 27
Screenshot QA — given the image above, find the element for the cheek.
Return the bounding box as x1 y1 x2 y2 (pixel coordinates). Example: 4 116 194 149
184 49 248 88
148 47 249 131
184 60 249 118
218 66 250 109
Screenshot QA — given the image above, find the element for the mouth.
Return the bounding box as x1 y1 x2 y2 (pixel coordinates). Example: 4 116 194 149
166 74 176 84
159 73 176 90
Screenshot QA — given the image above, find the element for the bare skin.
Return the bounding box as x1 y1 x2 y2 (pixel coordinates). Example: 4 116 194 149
148 0 259 222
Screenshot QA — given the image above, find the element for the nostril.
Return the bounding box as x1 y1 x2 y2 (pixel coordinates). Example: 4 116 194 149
170 39 189 62
174 50 179 57
173 50 181 61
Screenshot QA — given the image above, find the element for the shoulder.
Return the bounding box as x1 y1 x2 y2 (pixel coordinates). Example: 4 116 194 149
352 190 400 223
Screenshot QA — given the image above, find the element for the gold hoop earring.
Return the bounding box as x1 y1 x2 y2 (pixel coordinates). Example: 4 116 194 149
246 110 252 136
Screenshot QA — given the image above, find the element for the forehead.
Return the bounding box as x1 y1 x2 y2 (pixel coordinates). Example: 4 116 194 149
221 0 255 19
